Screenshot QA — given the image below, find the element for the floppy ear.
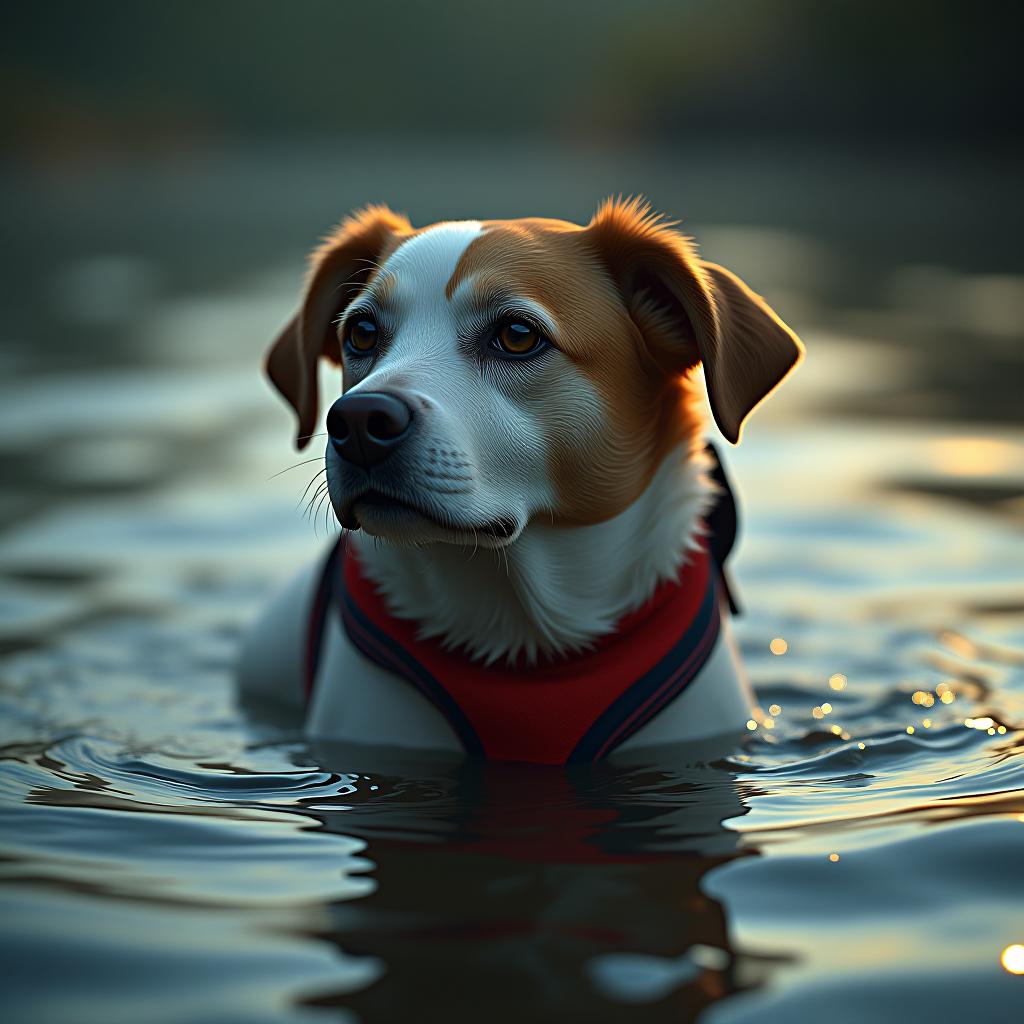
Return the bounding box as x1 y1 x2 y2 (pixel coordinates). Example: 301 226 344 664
265 204 412 448
586 197 803 443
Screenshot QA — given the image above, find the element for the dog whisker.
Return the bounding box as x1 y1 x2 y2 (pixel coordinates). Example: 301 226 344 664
297 469 328 511
311 490 328 538
270 458 324 481
303 481 329 524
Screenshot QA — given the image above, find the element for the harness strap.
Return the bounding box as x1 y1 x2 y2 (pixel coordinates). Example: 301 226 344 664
303 539 346 701
703 442 740 615
567 577 721 761
338 579 486 757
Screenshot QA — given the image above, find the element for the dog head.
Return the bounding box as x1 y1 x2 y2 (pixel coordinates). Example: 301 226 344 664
266 198 803 547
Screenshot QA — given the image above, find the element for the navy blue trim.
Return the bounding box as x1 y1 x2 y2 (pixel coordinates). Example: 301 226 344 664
703 442 741 615
567 576 722 762
304 539 346 699
338 583 486 757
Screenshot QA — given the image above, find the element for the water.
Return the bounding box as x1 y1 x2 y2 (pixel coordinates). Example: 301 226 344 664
1 146 1023 1022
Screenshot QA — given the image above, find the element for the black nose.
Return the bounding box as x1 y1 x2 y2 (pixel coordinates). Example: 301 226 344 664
326 392 413 468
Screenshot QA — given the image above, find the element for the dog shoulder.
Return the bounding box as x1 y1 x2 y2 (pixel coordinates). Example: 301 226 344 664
306 619 464 752
235 560 321 710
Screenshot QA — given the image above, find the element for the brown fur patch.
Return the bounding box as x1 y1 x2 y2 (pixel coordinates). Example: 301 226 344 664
586 197 803 443
265 204 413 447
446 217 704 526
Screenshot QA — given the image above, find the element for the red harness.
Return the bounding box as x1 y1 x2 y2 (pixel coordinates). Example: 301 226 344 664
304 445 739 765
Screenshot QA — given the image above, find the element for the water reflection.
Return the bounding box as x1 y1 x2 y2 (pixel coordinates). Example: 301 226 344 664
5 732 771 1021
1 594 1022 1023
299 745 761 1021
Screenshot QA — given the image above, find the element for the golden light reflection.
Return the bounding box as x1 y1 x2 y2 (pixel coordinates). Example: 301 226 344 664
830 724 842 735
922 718 933 728
912 690 936 707
939 630 978 659
821 702 833 715
812 706 825 720
769 704 782 717
763 717 776 729
746 719 757 731
1000 944 1024 975
829 853 840 863
829 674 848 692
940 690 955 704
931 436 1017 478
906 726 916 735
965 717 995 730
857 742 866 750
998 726 1007 735
770 638 788 656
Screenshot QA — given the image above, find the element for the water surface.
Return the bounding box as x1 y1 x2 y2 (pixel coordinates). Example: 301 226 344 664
1 147 1022 1022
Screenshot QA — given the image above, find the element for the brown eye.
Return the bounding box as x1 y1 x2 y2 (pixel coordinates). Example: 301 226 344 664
347 318 378 353
494 321 546 356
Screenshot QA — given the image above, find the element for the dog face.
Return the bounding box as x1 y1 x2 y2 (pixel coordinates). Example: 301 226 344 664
267 199 802 547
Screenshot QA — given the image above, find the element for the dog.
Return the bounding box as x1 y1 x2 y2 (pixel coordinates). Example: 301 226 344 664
237 198 803 764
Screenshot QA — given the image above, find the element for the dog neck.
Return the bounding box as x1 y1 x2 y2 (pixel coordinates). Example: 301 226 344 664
350 440 714 665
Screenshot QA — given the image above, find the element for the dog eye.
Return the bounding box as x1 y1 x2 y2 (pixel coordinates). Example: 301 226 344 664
346 318 379 353
492 320 547 356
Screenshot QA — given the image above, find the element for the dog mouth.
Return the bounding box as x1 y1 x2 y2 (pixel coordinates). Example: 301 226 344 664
338 489 519 544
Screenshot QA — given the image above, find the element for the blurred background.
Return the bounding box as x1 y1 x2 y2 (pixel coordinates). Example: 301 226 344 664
2 4 1024 1023
1 0 1022 536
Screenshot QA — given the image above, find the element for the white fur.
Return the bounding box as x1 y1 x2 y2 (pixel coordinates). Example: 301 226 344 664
354 440 713 663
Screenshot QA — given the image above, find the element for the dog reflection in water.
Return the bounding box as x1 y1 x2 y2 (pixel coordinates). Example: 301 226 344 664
298 743 772 1019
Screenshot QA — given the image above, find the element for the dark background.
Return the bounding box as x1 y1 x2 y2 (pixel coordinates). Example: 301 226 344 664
6 1 1022 148
3 0 1022 369
1 0 1022 527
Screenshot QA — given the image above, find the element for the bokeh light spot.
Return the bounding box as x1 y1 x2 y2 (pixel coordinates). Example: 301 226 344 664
1001 945 1024 974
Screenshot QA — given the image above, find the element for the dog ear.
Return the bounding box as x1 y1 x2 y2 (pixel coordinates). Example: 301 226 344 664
585 197 803 443
265 204 412 449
